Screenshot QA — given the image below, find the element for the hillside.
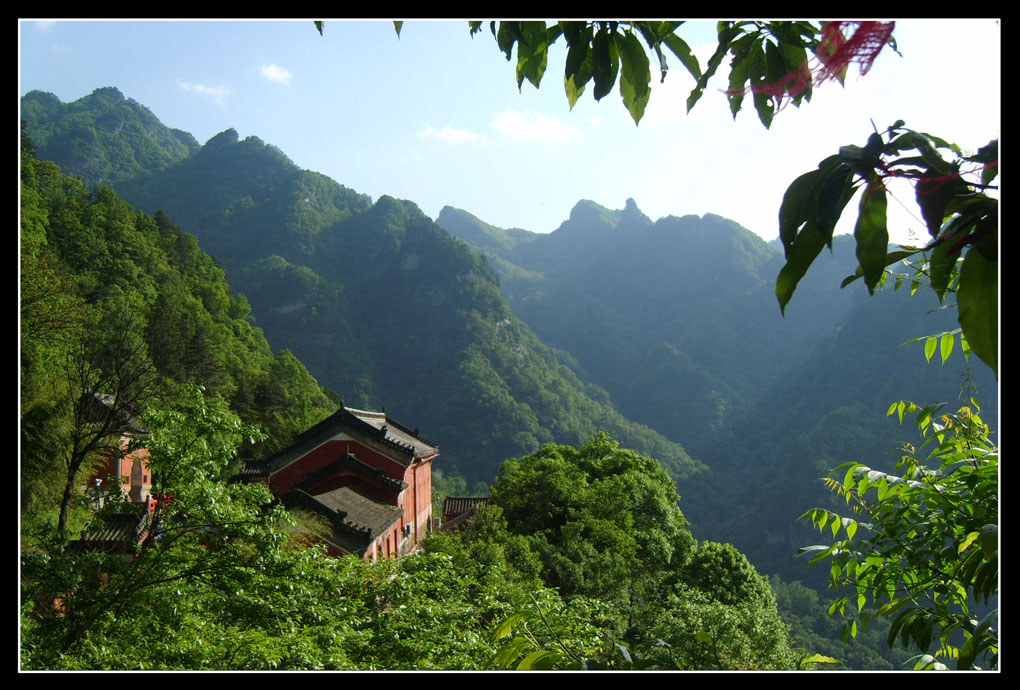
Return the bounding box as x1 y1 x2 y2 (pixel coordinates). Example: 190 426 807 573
21 87 198 185
437 201 998 580
19 141 338 530
23 87 996 562
22 88 700 484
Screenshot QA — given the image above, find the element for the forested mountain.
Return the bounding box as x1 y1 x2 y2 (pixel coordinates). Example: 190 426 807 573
436 202 998 582
21 88 199 186
19 138 338 533
22 85 996 670
22 87 700 485
23 87 997 569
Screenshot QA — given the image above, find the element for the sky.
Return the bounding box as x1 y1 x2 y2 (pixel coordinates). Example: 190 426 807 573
19 19 1000 244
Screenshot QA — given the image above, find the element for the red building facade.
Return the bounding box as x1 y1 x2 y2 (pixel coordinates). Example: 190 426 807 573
88 438 152 504
240 405 437 560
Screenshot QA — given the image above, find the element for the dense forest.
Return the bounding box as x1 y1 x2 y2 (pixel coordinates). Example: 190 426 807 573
18 137 806 670
20 70 996 671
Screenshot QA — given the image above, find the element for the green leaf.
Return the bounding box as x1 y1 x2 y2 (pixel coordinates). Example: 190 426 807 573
616 31 652 124
687 23 739 112
853 181 889 294
591 27 620 100
563 26 594 109
843 464 858 491
393 21 403 38
559 20 587 43
778 166 825 251
496 22 521 62
726 47 751 119
515 22 551 90
491 637 531 669
939 331 955 365
845 519 858 540
662 34 701 80
314 21 324 36
978 524 998 558
564 56 593 109
776 156 853 313
815 166 856 247
958 531 980 554
801 653 841 666
956 247 997 377
491 612 529 642
924 336 938 363
915 167 959 239
796 545 833 561
517 650 560 670
747 39 774 128
930 237 962 303
876 476 891 501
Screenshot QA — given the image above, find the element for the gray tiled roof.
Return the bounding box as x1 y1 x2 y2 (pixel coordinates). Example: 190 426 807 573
282 487 402 556
255 405 438 477
71 510 150 552
443 496 491 517
85 393 148 435
343 407 439 459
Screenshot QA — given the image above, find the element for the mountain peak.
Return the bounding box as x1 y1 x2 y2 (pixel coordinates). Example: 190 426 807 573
204 128 240 149
83 86 126 105
620 197 652 228
567 199 614 226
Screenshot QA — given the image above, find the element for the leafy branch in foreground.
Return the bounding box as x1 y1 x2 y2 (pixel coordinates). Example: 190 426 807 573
777 122 998 377
322 20 896 128
798 399 998 669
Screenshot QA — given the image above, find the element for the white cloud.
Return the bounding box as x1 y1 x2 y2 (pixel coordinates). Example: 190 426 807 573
490 109 582 143
177 80 232 107
260 64 293 86
419 124 487 145
35 21 55 31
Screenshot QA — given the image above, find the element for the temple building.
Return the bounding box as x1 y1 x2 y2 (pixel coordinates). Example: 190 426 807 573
239 404 438 560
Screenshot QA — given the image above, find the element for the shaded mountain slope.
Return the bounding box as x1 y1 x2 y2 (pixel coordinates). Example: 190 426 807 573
23 88 700 484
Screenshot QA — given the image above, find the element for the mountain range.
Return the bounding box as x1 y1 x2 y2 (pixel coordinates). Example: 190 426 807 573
21 87 997 581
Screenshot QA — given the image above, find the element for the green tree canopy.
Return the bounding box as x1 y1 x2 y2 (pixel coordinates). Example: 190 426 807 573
799 399 998 669
490 433 695 603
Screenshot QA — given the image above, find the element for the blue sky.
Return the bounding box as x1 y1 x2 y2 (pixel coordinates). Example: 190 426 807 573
19 19 1000 244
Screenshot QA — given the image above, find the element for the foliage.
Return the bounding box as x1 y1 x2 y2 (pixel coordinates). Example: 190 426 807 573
24 94 700 485
486 596 617 670
22 386 350 669
20 87 199 186
21 386 604 670
381 21 871 128
635 582 797 669
353 554 605 670
490 433 695 606
19 146 338 533
464 435 798 669
55 310 157 533
798 399 998 669
426 503 544 589
776 122 998 377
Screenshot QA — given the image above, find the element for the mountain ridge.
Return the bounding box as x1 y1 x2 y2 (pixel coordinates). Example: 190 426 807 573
23 88 996 580
22 87 702 485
